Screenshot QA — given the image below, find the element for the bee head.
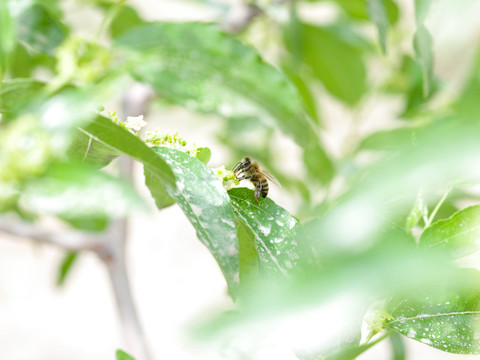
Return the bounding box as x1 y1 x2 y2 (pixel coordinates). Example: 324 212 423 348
242 157 251 166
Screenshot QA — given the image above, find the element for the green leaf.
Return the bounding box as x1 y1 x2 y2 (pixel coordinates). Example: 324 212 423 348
57 251 78 286
80 116 176 187
21 162 145 231
0 0 15 78
228 187 311 278
16 2 68 55
420 205 480 259
116 349 135 360
0 78 44 114
285 23 368 106
150 147 240 298
114 22 318 148
414 0 434 96
143 165 175 210
367 0 389 52
304 144 335 184
235 215 260 296
387 271 480 354
325 0 399 25
390 332 406 360
67 128 121 168
359 126 417 151
108 4 144 39
196 147 212 165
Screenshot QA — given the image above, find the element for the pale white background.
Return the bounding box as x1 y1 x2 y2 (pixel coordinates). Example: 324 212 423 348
2 0 480 359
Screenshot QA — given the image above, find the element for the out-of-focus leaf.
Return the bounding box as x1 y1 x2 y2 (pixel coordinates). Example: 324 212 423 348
390 332 406 360
420 205 480 259
414 0 434 96
116 349 135 360
0 0 15 78
359 126 417 151
21 162 145 231
285 23 367 106
309 120 480 253
150 147 240 298
228 187 312 278
282 65 320 124
16 2 68 55
455 51 480 121
108 4 144 39
57 251 78 286
196 147 212 165
114 22 318 148
0 79 44 114
330 0 399 24
387 271 480 354
80 116 176 187
405 194 427 233
367 0 389 52
304 144 335 184
67 128 121 168
383 55 440 118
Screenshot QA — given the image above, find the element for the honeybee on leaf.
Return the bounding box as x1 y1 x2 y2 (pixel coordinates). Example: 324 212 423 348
232 156 280 202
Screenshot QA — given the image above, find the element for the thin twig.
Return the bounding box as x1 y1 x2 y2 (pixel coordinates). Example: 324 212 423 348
0 216 102 252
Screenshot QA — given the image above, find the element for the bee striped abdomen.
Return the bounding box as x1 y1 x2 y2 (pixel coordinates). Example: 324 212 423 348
259 178 269 198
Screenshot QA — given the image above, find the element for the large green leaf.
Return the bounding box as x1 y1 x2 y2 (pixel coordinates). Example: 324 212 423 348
228 187 311 278
387 271 480 354
21 162 145 231
148 147 240 298
285 23 368 106
67 127 121 169
420 205 480 259
79 116 175 187
114 22 318 148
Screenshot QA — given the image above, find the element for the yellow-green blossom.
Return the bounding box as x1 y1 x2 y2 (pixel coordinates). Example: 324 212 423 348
145 129 198 156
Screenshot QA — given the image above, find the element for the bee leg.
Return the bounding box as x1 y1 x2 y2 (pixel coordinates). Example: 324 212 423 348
232 161 242 172
254 181 261 202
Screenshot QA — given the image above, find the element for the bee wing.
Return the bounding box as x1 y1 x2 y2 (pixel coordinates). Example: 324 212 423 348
260 169 281 187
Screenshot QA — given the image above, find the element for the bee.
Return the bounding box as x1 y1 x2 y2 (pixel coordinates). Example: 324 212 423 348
232 156 279 202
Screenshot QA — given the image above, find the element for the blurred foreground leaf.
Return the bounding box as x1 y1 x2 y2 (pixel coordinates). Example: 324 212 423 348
149 147 240 298
21 162 145 231
420 205 480 259
387 271 480 354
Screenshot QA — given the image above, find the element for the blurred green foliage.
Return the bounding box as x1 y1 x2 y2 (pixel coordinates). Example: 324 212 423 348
2 0 480 359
